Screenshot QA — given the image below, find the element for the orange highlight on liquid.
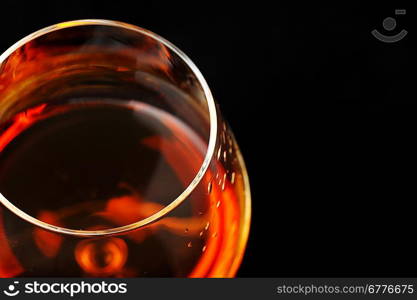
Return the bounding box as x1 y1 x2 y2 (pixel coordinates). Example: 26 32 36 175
0 103 47 152
33 210 63 258
0 209 23 277
75 237 128 276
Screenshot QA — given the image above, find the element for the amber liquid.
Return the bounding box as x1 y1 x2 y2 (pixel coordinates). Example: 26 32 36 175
0 100 242 277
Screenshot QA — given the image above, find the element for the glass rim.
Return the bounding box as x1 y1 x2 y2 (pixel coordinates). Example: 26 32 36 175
0 19 218 237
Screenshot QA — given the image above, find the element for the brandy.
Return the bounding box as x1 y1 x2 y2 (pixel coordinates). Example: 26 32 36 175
0 20 250 278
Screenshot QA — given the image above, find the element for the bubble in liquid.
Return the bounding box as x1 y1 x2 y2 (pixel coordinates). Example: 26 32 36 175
207 181 213 194
217 147 222 160
221 173 227 191
230 172 236 184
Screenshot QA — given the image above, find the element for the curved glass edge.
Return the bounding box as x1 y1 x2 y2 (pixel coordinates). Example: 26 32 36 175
226 143 252 277
0 19 218 237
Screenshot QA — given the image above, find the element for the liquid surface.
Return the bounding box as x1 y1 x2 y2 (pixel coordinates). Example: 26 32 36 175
0 101 242 277
0 100 203 229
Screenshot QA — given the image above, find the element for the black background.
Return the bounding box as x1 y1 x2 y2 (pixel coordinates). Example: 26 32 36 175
1 1 415 277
